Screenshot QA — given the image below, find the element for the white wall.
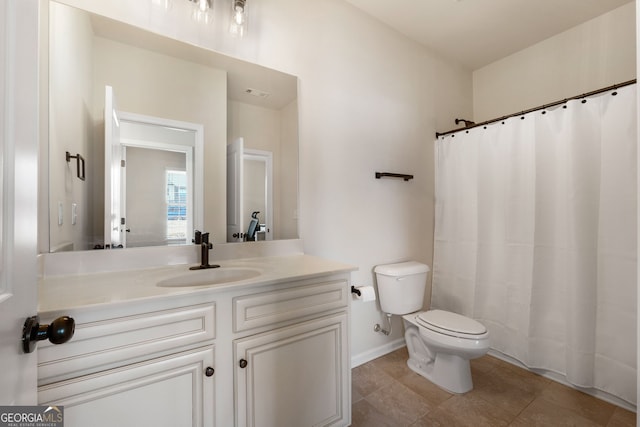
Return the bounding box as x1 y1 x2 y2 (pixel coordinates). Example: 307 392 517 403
49 3 94 251
242 0 472 358
54 0 473 361
280 99 299 240
473 2 636 122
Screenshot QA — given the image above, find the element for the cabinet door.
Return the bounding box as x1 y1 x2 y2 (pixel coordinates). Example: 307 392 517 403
235 313 349 427
38 346 215 427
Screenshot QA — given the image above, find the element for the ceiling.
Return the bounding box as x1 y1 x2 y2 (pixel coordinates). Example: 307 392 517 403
90 14 297 110
343 0 634 70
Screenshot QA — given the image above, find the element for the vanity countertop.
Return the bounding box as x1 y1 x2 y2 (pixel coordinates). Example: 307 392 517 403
38 254 356 313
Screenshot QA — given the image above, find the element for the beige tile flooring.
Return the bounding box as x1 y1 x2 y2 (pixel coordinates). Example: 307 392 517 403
352 347 636 426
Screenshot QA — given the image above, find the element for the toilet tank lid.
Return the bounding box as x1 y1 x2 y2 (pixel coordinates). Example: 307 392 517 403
374 261 430 276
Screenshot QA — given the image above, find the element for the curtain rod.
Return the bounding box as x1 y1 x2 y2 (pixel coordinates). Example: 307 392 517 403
435 79 637 138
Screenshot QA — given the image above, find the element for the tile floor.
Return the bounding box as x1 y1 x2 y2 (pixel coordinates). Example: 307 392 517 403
352 347 636 426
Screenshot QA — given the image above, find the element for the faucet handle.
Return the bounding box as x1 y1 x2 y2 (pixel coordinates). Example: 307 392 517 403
193 230 202 244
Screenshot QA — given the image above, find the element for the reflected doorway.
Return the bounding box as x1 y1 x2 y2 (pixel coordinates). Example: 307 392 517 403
123 147 188 247
227 138 273 242
105 85 203 248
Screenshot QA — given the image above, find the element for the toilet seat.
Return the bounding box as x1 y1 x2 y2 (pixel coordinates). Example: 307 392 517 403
416 310 488 340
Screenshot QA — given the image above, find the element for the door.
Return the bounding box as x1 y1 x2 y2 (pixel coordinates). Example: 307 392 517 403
104 85 123 248
227 138 244 242
0 0 39 404
235 313 350 427
243 150 273 241
38 346 215 427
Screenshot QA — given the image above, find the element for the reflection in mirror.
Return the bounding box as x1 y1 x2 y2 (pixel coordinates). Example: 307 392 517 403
126 147 188 247
110 109 203 249
47 1 299 252
243 150 272 242
226 142 273 243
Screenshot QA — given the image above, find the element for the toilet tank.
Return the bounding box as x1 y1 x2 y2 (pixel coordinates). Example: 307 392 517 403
374 261 430 315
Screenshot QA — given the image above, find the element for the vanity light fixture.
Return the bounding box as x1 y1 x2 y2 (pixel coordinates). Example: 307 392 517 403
229 0 248 38
155 0 247 34
189 0 214 24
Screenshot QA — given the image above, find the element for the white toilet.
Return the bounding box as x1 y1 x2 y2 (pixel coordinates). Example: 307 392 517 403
374 261 489 394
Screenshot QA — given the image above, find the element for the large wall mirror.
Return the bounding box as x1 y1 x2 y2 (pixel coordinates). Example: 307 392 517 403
47 1 299 252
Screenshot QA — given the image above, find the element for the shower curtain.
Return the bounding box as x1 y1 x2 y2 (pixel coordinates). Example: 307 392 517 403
431 84 637 404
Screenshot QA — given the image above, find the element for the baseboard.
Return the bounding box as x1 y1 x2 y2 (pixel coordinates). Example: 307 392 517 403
351 338 406 368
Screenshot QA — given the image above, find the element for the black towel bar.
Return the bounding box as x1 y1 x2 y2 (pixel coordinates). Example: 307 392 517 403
66 151 86 181
375 172 413 181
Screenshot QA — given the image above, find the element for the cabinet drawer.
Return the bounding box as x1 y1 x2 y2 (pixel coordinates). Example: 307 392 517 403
233 280 348 332
38 303 215 385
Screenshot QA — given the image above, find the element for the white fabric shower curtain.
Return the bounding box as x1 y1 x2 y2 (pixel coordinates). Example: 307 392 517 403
432 85 637 404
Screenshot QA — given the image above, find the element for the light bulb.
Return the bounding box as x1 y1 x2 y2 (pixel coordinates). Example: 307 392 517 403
229 0 247 37
189 0 213 24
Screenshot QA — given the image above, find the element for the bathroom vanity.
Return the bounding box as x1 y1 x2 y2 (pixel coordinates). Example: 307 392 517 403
36 252 355 427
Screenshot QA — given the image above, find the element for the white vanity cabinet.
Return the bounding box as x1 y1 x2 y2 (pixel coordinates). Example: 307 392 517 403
37 257 353 427
233 279 350 427
37 302 217 427
37 255 353 427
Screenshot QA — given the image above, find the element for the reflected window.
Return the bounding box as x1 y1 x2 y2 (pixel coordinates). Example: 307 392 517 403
166 170 187 241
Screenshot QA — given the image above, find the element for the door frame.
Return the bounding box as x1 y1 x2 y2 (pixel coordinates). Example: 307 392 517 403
243 149 273 241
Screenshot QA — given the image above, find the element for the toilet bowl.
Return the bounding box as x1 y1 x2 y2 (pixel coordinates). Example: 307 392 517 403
374 261 490 394
403 309 489 394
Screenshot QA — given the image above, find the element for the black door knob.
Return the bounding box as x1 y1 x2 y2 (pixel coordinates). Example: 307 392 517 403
22 315 75 354
239 358 248 369
205 367 215 377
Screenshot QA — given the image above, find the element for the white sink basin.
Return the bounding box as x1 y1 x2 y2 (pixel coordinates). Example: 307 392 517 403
157 267 262 287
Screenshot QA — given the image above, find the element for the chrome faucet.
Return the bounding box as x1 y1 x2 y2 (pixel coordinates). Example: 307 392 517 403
190 230 220 270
